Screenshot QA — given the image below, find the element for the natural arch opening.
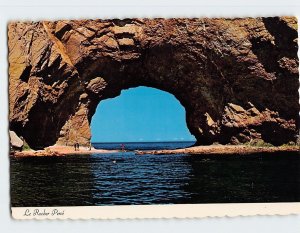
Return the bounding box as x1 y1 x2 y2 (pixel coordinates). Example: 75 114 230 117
8 18 299 150
90 86 196 144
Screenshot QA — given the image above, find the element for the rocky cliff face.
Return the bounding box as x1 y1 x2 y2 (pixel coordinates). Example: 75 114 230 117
8 17 299 149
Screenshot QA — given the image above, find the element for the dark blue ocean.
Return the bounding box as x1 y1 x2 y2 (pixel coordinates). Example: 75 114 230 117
10 141 300 207
92 141 195 151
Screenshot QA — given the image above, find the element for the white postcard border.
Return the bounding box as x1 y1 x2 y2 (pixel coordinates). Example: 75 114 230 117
2 1 300 223
11 203 300 219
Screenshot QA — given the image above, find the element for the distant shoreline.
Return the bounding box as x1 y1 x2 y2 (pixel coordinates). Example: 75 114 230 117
91 141 196 144
136 145 300 155
11 146 120 158
10 144 299 158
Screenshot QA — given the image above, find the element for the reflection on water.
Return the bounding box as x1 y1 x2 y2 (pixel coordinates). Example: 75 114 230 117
184 153 300 203
11 155 95 206
89 153 192 205
10 147 300 207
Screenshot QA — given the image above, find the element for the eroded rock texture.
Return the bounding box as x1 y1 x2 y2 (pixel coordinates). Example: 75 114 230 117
8 17 299 149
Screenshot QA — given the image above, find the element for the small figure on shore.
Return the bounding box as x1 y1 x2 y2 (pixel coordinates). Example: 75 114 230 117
76 142 80 151
74 143 77 151
89 142 92 151
120 143 125 152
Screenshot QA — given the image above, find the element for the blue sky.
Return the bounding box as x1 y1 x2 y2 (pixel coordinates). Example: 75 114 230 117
91 86 196 142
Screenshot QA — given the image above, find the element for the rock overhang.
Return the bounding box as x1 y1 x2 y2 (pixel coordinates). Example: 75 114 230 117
8 17 299 149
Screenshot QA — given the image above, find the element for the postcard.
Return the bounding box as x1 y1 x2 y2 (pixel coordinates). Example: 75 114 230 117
8 17 300 219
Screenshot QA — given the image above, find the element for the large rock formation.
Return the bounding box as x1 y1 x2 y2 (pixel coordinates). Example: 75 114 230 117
8 17 299 149
9 131 23 150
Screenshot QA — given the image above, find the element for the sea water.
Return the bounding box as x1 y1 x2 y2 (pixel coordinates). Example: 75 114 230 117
10 142 300 206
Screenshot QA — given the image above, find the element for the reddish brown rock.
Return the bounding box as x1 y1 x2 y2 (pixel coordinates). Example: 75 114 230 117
8 17 299 149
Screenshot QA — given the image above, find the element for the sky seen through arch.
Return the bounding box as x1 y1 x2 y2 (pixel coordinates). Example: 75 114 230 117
91 86 196 143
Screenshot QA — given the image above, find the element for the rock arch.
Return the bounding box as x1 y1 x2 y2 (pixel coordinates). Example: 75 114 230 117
8 17 299 149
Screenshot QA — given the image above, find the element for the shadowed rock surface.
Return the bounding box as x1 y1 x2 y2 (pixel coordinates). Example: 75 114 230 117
8 17 299 149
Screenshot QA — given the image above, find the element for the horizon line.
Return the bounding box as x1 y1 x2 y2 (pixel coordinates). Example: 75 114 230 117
91 140 196 143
